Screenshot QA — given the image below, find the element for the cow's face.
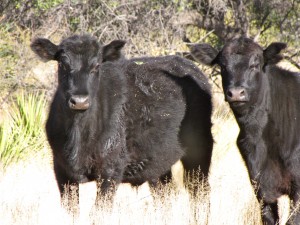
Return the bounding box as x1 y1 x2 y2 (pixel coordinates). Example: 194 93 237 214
190 37 287 111
31 35 125 111
215 38 264 109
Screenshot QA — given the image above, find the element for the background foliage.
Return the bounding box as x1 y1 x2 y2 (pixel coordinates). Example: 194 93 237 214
0 0 299 99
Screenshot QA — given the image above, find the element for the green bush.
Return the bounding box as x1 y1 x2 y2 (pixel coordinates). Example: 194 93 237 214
0 92 47 168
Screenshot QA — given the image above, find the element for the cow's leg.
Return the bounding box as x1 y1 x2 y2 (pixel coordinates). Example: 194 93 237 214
181 154 210 196
159 170 172 184
54 161 72 197
180 123 213 196
179 84 213 184
287 184 300 224
95 160 124 204
147 171 172 196
181 130 213 175
180 139 212 179
54 161 79 204
95 179 113 207
259 200 279 225
99 178 117 195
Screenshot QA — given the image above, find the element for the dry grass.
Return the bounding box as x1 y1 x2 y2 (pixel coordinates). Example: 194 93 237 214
0 92 291 225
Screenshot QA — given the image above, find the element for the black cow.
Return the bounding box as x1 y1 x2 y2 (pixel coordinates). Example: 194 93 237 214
30 34 213 200
190 37 300 224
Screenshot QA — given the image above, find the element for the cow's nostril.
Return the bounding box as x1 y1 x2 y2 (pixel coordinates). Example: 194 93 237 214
69 95 90 110
227 90 233 98
69 98 76 106
240 89 245 96
226 88 247 102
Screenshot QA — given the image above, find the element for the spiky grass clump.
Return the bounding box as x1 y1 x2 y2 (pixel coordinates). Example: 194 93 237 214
0 92 47 168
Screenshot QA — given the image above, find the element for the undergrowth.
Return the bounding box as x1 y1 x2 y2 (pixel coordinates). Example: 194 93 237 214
0 91 47 168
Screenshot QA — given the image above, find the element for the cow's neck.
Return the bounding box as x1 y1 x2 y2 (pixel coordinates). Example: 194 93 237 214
63 104 99 170
232 72 271 179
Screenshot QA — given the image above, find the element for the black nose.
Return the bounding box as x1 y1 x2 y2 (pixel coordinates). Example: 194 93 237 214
68 95 90 110
226 87 247 102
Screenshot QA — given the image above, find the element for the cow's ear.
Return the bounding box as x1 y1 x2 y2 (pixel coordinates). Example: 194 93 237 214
30 38 59 62
102 40 126 62
263 42 287 65
189 43 219 66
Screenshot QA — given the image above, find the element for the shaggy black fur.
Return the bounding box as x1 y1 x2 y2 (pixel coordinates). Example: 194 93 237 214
30 34 213 200
191 37 300 225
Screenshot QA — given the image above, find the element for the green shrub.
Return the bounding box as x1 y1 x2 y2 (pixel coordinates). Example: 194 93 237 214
0 92 47 168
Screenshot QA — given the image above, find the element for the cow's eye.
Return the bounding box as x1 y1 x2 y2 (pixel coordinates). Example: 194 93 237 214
249 55 261 71
60 55 71 65
58 55 71 71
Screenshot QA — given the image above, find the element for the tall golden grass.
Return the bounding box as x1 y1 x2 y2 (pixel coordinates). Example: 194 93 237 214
0 92 291 225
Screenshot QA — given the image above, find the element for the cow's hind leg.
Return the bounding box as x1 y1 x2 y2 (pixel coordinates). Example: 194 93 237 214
179 119 213 196
180 125 213 177
180 138 212 196
179 84 213 195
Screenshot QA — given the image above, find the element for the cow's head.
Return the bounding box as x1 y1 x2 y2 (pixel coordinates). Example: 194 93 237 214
31 35 125 111
190 37 286 111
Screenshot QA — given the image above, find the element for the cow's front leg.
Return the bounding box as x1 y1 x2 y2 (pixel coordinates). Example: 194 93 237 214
254 180 279 225
99 177 117 195
54 161 80 211
95 176 119 206
54 161 79 198
287 184 300 225
261 201 279 225
95 161 124 204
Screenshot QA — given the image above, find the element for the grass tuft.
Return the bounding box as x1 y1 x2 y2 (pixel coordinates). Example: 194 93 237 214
0 91 47 168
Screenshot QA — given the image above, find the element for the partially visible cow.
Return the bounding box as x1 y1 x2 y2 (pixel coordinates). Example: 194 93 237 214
190 37 300 224
30 34 213 201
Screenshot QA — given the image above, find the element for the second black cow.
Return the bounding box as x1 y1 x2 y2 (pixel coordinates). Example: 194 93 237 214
190 37 300 225
30 34 213 200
